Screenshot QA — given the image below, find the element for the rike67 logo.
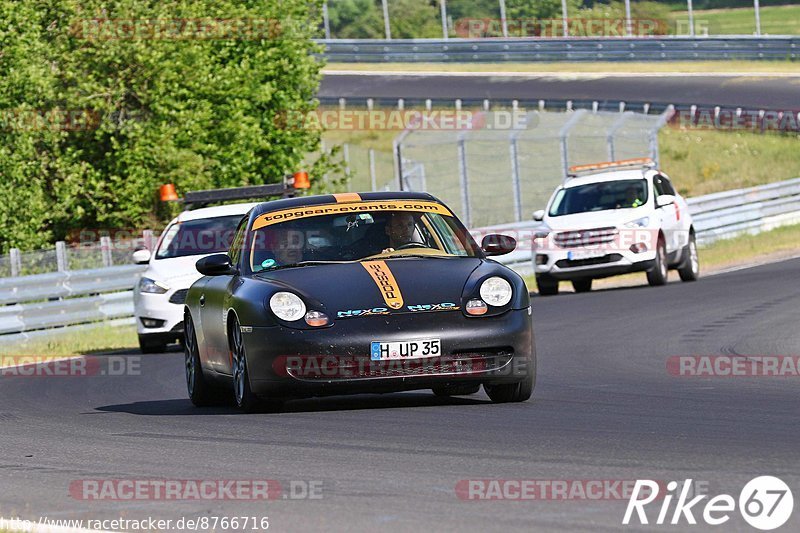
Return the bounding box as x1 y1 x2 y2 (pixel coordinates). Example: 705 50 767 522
623 476 794 530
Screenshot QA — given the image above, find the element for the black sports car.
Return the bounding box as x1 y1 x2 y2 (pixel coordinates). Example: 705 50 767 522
183 191 536 411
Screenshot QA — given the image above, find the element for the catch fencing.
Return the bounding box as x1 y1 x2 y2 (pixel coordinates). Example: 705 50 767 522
396 108 673 228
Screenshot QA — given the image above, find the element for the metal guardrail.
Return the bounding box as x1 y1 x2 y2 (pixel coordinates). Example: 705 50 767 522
475 177 800 273
0 265 146 343
319 37 800 62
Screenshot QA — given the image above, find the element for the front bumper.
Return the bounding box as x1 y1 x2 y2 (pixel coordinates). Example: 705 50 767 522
533 248 656 280
133 289 187 337
240 308 534 398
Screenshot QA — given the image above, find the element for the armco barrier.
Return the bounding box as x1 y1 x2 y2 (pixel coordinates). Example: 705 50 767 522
319 37 800 62
0 264 145 343
474 177 800 273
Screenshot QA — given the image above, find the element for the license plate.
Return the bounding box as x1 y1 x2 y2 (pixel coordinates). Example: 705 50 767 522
370 339 441 361
568 249 606 260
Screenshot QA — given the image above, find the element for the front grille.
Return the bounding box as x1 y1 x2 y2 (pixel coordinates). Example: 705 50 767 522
169 289 189 304
555 253 623 268
283 352 514 381
554 227 617 248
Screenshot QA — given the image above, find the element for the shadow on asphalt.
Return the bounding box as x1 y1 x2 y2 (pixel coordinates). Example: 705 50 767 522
95 392 491 416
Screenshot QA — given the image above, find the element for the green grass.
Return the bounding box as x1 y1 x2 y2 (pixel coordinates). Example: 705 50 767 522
659 128 800 197
324 61 800 74
0 325 138 357
671 5 800 36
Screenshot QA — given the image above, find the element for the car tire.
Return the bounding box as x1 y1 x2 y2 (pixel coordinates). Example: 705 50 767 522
678 234 700 282
184 314 219 407
432 383 481 397
230 317 283 413
646 238 668 286
536 275 559 296
138 335 167 354
484 353 536 403
572 279 592 293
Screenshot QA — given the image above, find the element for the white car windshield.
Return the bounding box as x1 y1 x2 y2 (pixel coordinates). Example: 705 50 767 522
156 215 244 259
548 179 649 216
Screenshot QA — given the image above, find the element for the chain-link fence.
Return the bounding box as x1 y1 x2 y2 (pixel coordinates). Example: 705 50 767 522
2 234 155 278
395 108 672 228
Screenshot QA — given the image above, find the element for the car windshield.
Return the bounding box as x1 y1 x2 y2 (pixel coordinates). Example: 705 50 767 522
248 209 479 272
548 178 649 217
155 215 243 259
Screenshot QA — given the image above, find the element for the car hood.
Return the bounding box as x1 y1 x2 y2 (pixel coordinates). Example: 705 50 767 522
145 255 206 289
544 209 647 231
255 256 485 316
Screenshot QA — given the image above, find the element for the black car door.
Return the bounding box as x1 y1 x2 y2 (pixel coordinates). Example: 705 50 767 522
200 215 248 374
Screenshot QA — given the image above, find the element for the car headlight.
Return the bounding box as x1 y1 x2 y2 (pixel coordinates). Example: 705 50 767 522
478 277 513 307
139 277 169 294
269 292 306 322
624 217 650 228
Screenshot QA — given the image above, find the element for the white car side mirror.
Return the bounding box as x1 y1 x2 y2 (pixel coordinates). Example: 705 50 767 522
532 210 545 221
656 195 675 208
132 249 152 264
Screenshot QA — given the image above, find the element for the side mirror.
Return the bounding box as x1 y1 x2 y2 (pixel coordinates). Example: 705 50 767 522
532 210 545 222
132 248 151 264
481 234 517 256
656 194 675 208
196 253 236 276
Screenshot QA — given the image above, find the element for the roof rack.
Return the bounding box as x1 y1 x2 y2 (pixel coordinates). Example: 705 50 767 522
567 157 656 179
162 172 311 209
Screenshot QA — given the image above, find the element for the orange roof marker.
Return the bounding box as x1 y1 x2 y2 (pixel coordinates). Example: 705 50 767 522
332 192 362 203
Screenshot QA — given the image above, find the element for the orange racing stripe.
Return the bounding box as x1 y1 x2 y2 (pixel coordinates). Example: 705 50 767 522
361 261 404 310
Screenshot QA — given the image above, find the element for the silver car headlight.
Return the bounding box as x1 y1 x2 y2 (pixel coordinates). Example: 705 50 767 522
624 216 650 228
269 292 306 322
139 277 169 294
479 277 512 307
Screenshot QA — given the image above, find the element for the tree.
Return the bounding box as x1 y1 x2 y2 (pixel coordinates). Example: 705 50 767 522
0 0 335 252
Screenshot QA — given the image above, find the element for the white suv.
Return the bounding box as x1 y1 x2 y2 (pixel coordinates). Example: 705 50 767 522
532 159 699 295
133 202 258 352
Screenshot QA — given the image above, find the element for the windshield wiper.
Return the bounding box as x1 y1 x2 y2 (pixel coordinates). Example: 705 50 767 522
256 260 343 273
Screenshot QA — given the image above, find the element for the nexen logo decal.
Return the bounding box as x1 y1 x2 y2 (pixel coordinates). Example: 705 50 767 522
337 308 389 318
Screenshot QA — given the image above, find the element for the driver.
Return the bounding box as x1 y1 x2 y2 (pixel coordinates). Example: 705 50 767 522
622 185 643 208
253 226 304 271
382 212 418 253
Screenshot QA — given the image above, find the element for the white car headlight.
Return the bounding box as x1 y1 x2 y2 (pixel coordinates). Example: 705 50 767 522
479 277 513 307
269 292 306 322
624 217 650 228
139 277 169 294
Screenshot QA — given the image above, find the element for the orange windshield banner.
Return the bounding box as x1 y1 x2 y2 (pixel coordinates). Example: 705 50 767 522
251 200 452 230
361 261 404 310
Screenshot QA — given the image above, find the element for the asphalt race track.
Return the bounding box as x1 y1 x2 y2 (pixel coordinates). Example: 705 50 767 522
319 72 800 109
2 258 800 531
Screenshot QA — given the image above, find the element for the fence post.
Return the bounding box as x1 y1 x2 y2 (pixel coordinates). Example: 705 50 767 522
100 236 113 267
687 0 695 37
55 241 68 272
343 143 351 191
381 0 391 40
498 0 508 38
457 136 472 227
558 109 587 180
10 248 21 277
440 0 448 40
754 0 761 37
142 230 154 251
322 1 331 40
369 149 378 191
509 137 522 222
